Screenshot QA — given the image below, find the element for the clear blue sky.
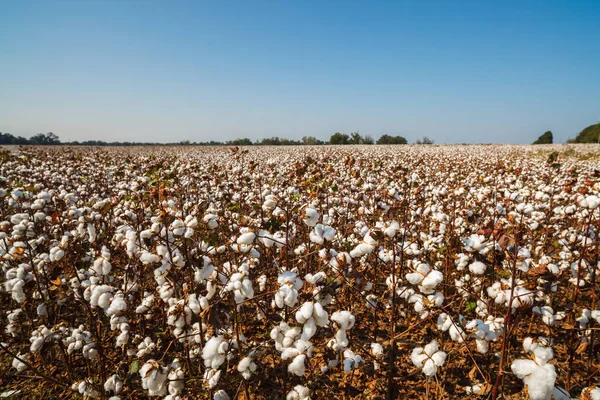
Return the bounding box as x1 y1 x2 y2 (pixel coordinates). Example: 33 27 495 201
1 0 599 144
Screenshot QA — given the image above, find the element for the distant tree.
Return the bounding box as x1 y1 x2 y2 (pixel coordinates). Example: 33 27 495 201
533 131 553 144
570 123 600 143
415 136 434 144
228 138 253 146
329 132 350 145
301 136 324 145
362 134 374 144
377 134 407 144
0 132 16 144
350 131 362 144
30 132 61 145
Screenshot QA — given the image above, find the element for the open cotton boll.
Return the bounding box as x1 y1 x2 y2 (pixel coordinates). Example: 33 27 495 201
104 374 123 395
204 369 222 389
237 356 257 379
286 385 311 400
105 293 127 316
237 231 256 245
139 360 169 396
511 337 557 400
468 261 487 275
74 380 101 398
202 336 227 369
288 354 306 376
213 390 231 400
302 206 319 227
580 387 600 400
12 354 28 372
411 340 447 377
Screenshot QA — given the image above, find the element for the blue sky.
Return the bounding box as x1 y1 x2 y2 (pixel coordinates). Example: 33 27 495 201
1 0 599 144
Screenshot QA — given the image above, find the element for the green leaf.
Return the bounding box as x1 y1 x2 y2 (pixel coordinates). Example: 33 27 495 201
465 301 477 312
129 360 140 374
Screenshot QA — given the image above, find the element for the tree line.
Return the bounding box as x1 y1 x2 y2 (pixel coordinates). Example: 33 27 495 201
0 131 435 146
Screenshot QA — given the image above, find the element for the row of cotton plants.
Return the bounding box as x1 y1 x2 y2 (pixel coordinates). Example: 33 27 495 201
1 144 600 399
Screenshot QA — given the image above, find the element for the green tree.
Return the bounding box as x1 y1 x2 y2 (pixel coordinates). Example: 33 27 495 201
533 131 553 144
228 138 253 146
30 132 60 145
350 131 362 144
415 136 434 144
362 134 374 144
376 134 407 144
301 136 323 145
570 123 600 143
329 132 350 145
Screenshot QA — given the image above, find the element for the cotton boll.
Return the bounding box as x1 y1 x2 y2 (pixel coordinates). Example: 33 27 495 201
237 356 257 379
12 354 28 372
286 385 311 400
237 232 256 245
411 340 446 377
288 354 306 376
104 374 123 395
139 360 168 396
213 390 231 400
468 261 486 275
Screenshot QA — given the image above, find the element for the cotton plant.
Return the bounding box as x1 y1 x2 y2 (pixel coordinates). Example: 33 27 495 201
370 342 384 370
309 223 336 245
410 340 447 377
532 306 566 327
329 311 355 351
237 355 258 379
274 269 303 308
510 337 558 400
405 261 444 294
286 385 311 400
295 301 329 340
437 313 466 343
72 379 101 398
270 322 314 377
139 360 169 397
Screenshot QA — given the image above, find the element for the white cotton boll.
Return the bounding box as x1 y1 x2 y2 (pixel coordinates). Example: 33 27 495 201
302 207 319 227
104 374 123 394
313 303 329 326
286 385 311 400
288 354 306 376
139 360 168 396
258 275 267 291
213 390 231 400
237 356 257 379
371 343 384 358
237 232 256 245
9 279 26 303
202 336 226 369
301 317 317 340
98 292 113 309
12 354 28 372
298 302 314 322
421 270 443 292
411 340 446 377
406 272 424 285
168 368 185 395
37 303 48 317
468 261 486 275
106 294 127 316
204 368 222 389
281 347 301 360
87 224 97 243
522 363 556 400
581 387 600 400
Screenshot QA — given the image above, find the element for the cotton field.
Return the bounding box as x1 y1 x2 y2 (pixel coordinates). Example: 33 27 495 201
1 144 600 399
